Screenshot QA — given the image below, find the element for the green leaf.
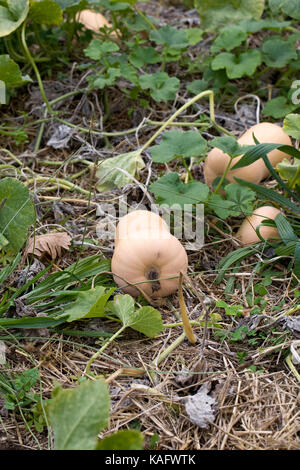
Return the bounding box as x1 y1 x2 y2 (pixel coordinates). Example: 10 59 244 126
149 172 209 207
139 72 180 102
224 183 256 216
0 0 29 37
96 430 144 450
274 213 298 244
238 18 291 32
110 295 163 338
96 150 145 192
211 50 262 79
294 242 300 279
276 158 300 188
194 0 264 31
47 379 110 450
216 300 243 317
262 38 297 68
233 177 300 215
283 113 300 139
269 0 300 20
216 246 255 284
59 286 115 322
207 193 237 219
0 177 35 254
84 39 119 60
186 79 209 96
150 130 206 163
0 252 21 287
209 136 244 157
149 25 189 49
0 55 31 88
89 67 121 89
29 0 62 25
262 96 299 119
129 46 160 68
211 25 247 53
185 28 204 45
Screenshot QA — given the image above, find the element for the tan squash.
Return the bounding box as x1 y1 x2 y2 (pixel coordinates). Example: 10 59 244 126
112 229 188 298
236 206 281 245
204 122 292 188
115 210 169 246
76 9 115 34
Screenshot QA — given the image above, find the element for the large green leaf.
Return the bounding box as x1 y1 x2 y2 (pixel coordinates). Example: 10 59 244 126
0 177 35 254
276 158 300 188
0 0 29 37
96 150 145 192
59 286 115 322
194 0 264 31
47 379 110 450
211 50 262 79
139 72 180 103
29 0 63 25
262 37 297 68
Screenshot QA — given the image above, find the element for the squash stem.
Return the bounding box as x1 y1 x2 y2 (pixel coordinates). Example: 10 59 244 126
178 272 197 344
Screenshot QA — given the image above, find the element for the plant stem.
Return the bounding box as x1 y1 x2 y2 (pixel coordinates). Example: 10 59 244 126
20 21 53 114
139 89 232 155
85 324 127 375
214 155 234 194
178 272 197 344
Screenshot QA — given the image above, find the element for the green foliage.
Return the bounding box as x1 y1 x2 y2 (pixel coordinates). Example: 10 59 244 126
149 25 189 50
29 0 63 25
47 379 110 450
0 177 35 255
96 430 144 450
139 72 180 102
0 0 29 37
149 130 206 163
149 172 209 207
210 25 247 53
0 55 31 90
194 0 264 31
269 0 300 20
276 159 300 188
283 113 300 140
211 50 262 79
262 37 297 68
262 96 299 119
84 39 120 60
108 294 163 338
59 286 115 322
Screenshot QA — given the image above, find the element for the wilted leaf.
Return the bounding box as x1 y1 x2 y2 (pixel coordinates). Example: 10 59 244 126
276 158 300 187
96 150 145 192
185 381 217 429
25 232 72 259
47 379 110 450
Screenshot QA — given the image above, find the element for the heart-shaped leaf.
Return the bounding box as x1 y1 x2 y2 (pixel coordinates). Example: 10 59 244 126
0 0 29 37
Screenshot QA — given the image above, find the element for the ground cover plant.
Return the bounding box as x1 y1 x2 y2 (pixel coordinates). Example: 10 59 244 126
0 0 300 451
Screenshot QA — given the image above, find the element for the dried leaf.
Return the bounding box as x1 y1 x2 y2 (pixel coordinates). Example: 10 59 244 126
25 232 72 259
185 382 217 429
